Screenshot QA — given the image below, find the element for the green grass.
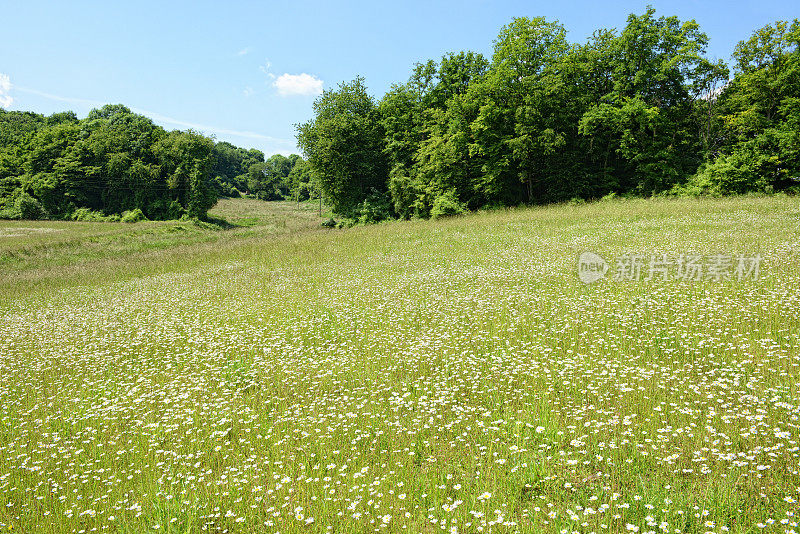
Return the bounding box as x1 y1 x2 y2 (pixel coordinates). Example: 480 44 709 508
1 196 799 533
0 198 325 300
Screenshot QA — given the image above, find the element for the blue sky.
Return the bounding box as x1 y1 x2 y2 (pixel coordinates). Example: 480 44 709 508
1 0 796 156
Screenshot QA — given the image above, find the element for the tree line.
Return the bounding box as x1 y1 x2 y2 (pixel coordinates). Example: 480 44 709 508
298 9 800 223
0 104 315 221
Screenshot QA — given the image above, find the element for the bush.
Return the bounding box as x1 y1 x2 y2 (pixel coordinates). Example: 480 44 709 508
351 190 393 224
0 207 20 220
388 166 429 219
0 199 21 219
121 208 147 223
148 199 185 220
683 128 800 196
430 190 466 219
71 208 118 222
15 193 46 220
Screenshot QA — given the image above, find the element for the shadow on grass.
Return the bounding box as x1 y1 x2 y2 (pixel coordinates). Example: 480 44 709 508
194 216 237 230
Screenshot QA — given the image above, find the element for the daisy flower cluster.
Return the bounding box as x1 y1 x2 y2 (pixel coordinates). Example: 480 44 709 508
0 197 798 532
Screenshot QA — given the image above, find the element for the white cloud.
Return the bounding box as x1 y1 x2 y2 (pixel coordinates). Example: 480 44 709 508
259 59 276 80
242 86 255 97
273 73 323 97
0 73 13 109
236 47 251 56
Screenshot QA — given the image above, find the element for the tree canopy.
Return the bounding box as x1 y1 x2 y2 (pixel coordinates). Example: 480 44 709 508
296 10 800 222
0 105 312 220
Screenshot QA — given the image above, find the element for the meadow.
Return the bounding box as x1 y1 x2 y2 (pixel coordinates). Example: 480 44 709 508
0 196 799 533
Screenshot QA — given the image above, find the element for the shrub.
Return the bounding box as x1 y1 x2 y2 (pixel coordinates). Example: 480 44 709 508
0 207 21 220
71 208 117 222
352 190 393 224
388 166 429 219
430 190 466 219
148 199 185 220
15 193 46 220
121 208 147 223
0 199 21 219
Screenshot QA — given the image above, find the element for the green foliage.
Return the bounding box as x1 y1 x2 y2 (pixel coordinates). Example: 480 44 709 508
15 192 47 220
71 208 119 222
297 77 389 217
296 11 798 222
246 155 297 201
689 127 800 194
211 142 264 197
430 190 467 219
287 158 317 202
1 104 311 221
380 53 488 218
387 164 429 219
352 189 393 224
120 208 147 223
696 19 800 195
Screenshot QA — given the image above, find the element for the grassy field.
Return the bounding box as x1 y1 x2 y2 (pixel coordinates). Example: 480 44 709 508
0 199 325 299
1 196 799 533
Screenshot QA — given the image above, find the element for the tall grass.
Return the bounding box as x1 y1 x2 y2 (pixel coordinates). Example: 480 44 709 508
0 196 798 533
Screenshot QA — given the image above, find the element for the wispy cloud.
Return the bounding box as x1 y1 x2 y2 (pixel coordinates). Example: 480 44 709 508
133 108 297 155
259 59 276 80
236 47 251 56
273 73 323 97
16 86 105 107
130 108 295 148
14 86 296 152
242 86 255 97
0 73 14 109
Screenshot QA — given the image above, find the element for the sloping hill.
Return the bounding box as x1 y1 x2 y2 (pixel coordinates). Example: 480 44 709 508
1 195 799 532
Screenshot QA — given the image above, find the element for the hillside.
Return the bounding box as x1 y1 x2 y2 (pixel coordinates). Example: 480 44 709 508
0 198 325 295
1 196 799 532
